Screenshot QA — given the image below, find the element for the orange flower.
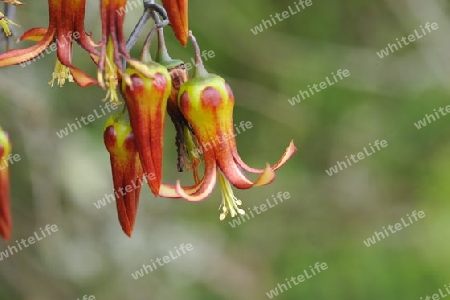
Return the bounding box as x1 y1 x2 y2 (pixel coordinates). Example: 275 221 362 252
0 0 98 87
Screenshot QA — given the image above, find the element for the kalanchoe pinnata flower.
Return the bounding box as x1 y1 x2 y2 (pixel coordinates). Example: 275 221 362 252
0 10 19 37
0 127 12 240
155 28 201 183
161 0 188 46
167 33 297 220
104 110 144 237
0 0 99 87
121 59 172 196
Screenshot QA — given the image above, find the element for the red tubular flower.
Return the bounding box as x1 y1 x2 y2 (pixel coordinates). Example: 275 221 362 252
161 0 188 46
0 127 12 240
162 34 297 220
121 60 172 196
0 0 98 87
104 110 144 237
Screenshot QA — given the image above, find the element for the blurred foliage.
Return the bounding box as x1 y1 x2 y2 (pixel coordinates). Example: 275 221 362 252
1 0 450 299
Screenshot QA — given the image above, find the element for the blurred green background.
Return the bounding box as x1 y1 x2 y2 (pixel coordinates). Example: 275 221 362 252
1 0 449 299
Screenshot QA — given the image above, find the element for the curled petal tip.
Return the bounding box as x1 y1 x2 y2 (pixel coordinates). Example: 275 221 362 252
175 168 216 202
20 27 47 42
253 164 276 187
271 140 298 171
289 140 298 153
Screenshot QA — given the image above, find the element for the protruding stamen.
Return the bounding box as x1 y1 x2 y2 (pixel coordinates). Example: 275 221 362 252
101 38 121 104
0 11 19 37
218 171 245 220
48 59 74 87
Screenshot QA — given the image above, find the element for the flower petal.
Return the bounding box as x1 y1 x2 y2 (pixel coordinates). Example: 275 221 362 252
252 164 276 187
232 140 298 173
72 0 100 55
217 147 254 189
218 148 275 189
69 66 98 87
175 151 217 202
0 28 55 66
159 181 202 198
20 27 48 42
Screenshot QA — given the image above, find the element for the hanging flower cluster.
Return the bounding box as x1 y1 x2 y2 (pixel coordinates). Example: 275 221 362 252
0 0 298 238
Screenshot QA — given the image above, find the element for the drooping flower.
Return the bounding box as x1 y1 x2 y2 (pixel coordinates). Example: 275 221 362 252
120 59 172 196
104 110 144 237
161 0 188 46
0 127 12 240
0 0 98 87
162 33 297 220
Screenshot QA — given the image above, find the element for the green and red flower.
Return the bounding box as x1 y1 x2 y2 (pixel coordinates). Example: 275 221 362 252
104 110 144 237
0 0 299 236
160 33 297 219
121 59 172 196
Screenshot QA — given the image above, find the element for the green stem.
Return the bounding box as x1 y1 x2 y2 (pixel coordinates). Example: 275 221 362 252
189 32 209 78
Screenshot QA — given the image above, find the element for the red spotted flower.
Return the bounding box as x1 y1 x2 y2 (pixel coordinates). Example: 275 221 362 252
104 110 144 237
120 57 172 196
161 33 297 220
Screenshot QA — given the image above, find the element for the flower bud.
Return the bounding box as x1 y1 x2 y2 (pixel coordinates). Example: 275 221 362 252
161 0 188 46
104 110 144 237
